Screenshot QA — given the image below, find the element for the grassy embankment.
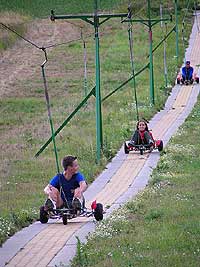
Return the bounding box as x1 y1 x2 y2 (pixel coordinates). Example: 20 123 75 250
0 12 29 51
0 0 193 245
0 0 123 51
71 95 200 267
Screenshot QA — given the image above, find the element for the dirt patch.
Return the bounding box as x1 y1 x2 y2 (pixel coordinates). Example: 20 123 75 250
0 19 81 99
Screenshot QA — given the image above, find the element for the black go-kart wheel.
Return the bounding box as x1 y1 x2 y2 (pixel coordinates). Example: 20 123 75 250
40 206 49 224
94 203 103 221
62 214 68 225
158 140 163 151
196 77 199 84
177 78 180 84
124 142 129 154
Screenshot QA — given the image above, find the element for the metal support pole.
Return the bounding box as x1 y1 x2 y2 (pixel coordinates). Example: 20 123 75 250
175 0 179 61
148 0 155 105
94 0 103 162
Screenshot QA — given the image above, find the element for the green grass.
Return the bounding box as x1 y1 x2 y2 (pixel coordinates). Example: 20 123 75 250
0 11 29 52
0 0 194 246
0 0 197 18
0 98 45 121
0 0 124 18
71 96 200 267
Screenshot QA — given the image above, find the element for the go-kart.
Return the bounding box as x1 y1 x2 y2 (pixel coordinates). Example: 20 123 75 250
39 198 103 225
124 139 163 155
177 73 199 85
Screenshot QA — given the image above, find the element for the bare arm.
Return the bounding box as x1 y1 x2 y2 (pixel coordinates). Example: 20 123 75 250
79 180 88 192
44 184 54 194
74 181 88 198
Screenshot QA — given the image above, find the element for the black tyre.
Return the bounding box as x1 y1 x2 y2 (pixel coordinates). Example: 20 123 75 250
62 214 68 225
196 77 199 84
40 206 49 224
140 148 143 155
177 78 180 84
158 140 163 151
124 142 129 154
94 203 103 221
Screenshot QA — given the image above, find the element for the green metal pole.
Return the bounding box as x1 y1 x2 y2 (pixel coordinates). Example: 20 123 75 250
94 0 103 163
35 87 95 158
147 0 155 105
175 0 179 61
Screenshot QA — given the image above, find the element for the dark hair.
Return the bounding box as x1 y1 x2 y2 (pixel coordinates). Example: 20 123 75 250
136 120 149 131
62 155 77 170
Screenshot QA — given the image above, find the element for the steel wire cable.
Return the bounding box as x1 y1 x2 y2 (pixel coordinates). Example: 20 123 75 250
182 0 191 22
127 0 139 120
160 2 168 88
128 23 139 121
0 20 119 50
194 1 200 33
181 0 191 63
0 21 93 50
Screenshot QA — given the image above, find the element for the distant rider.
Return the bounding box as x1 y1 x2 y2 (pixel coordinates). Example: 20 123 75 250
128 120 154 152
181 60 194 84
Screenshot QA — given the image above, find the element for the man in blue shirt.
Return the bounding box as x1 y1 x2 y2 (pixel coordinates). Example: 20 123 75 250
181 60 194 84
44 155 87 211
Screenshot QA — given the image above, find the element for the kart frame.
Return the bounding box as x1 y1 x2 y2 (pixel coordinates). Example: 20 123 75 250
40 199 103 225
40 172 104 225
177 74 199 85
124 140 163 155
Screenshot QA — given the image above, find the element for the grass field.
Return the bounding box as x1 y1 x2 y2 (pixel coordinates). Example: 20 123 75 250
71 95 200 267
0 0 197 18
0 0 124 18
0 0 194 246
0 11 29 51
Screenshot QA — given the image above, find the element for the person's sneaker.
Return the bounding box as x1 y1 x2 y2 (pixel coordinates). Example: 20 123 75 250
128 140 135 147
72 197 82 211
44 198 56 211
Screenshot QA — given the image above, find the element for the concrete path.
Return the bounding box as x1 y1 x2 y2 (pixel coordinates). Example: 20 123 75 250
0 13 200 267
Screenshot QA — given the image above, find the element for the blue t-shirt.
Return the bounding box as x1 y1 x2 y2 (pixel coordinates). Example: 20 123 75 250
50 172 85 202
182 66 193 79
